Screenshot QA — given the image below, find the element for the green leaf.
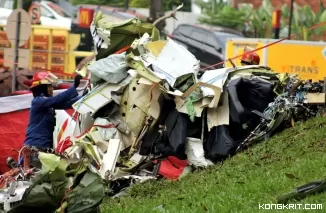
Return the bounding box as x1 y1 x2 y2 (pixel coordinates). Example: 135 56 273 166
8 153 71 213
130 0 150 8
67 172 105 213
39 152 69 182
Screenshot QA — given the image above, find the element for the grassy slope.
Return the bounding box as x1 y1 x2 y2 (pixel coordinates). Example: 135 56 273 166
101 117 326 213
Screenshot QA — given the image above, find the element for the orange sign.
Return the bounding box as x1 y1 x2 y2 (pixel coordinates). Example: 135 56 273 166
268 43 325 81
28 3 41 25
78 8 94 28
272 10 281 29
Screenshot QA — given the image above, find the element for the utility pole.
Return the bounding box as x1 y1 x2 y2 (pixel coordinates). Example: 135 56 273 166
288 0 294 38
12 0 23 93
150 0 166 36
272 10 281 39
125 0 129 10
18 0 22 8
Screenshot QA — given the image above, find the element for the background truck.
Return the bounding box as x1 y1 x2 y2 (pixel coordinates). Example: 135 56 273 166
225 38 326 81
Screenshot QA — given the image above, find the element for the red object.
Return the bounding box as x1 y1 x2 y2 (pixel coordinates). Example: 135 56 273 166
30 71 57 88
168 34 173 38
0 110 29 174
33 72 48 81
241 52 260 65
157 156 188 180
56 136 73 154
0 104 74 174
57 118 69 144
272 10 281 29
23 80 32 87
28 3 41 24
78 8 95 28
25 79 71 90
11 90 32 96
75 123 115 139
114 45 131 54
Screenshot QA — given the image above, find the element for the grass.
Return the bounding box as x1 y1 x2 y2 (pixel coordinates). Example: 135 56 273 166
101 116 326 213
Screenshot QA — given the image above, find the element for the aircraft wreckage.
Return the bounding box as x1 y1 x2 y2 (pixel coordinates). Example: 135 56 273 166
1 9 326 213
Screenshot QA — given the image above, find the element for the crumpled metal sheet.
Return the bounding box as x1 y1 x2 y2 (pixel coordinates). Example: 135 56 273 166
96 106 134 150
73 113 94 138
87 52 129 84
207 91 230 130
200 68 230 96
91 11 160 59
173 82 222 118
73 75 132 115
99 139 122 180
142 38 200 88
119 76 161 136
94 118 118 141
125 52 161 83
0 181 31 205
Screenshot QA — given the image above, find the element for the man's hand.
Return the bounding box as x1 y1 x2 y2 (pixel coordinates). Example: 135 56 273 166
82 88 89 96
74 74 82 88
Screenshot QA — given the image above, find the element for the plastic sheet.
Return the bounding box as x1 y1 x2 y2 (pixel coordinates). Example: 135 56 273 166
87 52 128 84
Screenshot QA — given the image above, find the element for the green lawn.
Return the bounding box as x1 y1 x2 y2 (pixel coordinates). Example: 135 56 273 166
101 116 326 213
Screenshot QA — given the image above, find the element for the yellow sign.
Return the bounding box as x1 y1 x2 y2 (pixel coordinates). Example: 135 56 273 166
225 40 264 67
78 8 94 28
80 11 89 25
268 43 325 81
225 39 326 81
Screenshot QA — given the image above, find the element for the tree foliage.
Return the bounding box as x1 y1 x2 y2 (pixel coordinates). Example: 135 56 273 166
197 0 247 31
130 0 150 8
199 0 325 40
71 0 124 7
237 0 274 38
163 0 192 12
72 0 191 12
281 1 326 40
13 0 32 11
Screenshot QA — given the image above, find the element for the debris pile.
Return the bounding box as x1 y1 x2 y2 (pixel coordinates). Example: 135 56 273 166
1 11 326 212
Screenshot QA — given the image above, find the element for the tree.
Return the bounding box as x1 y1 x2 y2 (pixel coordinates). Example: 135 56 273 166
71 0 124 7
283 1 326 41
130 0 150 8
13 0 32 11
130 0 191 11
149 0 165 34
198 0 247 31
238 0 274 38
164 0 191 12
199 0 325 40
245 0 326 40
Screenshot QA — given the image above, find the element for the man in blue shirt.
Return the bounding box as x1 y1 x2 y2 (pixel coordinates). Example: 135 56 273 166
21 71 83 169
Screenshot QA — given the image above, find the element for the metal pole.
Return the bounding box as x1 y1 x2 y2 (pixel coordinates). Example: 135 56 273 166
125 0 129 10
12 0 22 93
288 0 294 38
273 10 281 39
17 0 22 8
